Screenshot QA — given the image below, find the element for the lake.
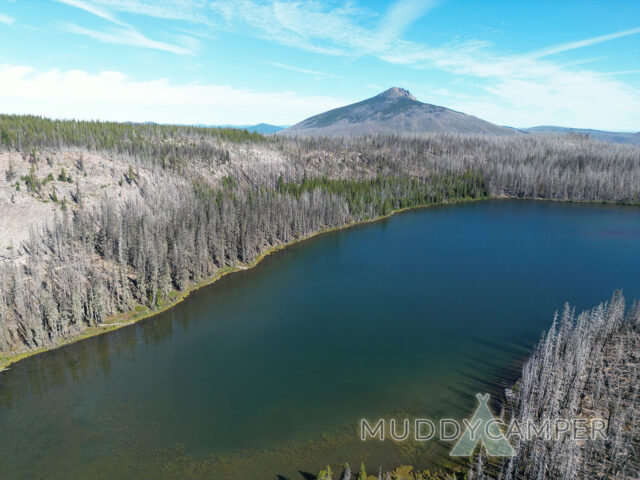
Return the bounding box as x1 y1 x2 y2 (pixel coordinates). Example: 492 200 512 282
1 200 639 479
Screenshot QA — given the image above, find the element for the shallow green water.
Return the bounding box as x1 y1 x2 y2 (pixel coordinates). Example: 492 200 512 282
1 200 639 479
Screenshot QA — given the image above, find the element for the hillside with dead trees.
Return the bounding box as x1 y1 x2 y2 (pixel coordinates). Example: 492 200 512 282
1 115 639 356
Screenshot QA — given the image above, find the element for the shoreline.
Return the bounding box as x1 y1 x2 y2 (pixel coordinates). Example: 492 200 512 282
0 195 636 372
0 197 480 371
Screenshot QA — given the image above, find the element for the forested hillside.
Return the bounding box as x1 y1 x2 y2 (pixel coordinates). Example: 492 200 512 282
0 115 639 356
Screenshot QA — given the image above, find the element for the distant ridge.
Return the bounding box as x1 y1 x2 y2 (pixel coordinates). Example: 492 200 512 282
279 87 517 137
213 123 286 134
522 126 640 146
239 123 286 134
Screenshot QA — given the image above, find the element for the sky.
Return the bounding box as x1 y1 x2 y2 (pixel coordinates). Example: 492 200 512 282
0 0 639 130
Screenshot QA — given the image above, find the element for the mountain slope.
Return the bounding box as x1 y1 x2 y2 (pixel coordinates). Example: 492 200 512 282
280 87 517 137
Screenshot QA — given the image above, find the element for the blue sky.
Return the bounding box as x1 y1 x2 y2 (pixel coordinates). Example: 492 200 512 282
1 0 639 130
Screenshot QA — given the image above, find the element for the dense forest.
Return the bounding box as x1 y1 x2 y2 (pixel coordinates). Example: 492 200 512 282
0 114 639 354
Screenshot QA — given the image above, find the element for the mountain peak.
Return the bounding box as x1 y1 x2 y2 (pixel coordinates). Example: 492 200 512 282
377 87 417 101
280 87 518 137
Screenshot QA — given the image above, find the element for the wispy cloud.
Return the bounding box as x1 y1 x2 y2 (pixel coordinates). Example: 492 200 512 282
558 56 609 68
530 27 640 58
264 61 342 79
55 0 199 55
61 22 197 55
54 0 125 25
58 1 436 58
0 64 345 124
605 69 640 75
0 13 15 25
78 0 211 23
378 0 439 43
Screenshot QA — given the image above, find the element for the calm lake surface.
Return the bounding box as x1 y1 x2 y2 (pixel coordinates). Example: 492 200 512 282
1 200 639 479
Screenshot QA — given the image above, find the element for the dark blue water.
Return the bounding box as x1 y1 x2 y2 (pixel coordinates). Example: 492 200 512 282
0 200 638 479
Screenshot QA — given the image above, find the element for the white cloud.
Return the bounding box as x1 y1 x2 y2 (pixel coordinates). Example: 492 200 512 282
0 13 15 25
62 22 197 55
453 72 640 130
407 44 640 130
0 64 345 125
